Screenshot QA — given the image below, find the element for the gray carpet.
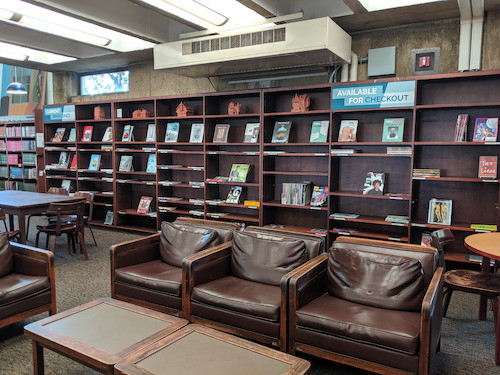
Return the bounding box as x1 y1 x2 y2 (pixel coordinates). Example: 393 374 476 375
0 220 498 374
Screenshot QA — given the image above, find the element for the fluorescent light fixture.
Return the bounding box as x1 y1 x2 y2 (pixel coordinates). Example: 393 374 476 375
359 0 445 12
195 0 265 28
0 41 76 64
0 0 154 52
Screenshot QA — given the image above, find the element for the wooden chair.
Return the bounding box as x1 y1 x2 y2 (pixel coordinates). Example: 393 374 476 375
67 192 98 246
0 208 20 241
431 229 500 322
35 200 88 260
26 187 69 238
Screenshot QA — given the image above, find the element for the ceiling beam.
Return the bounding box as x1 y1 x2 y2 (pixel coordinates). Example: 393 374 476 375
236 0 276 18
343 0 367 14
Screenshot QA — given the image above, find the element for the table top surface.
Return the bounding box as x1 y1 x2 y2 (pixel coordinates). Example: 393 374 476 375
465 232 500 262
114 324 310 375
0 190 82 209
24 298 188 367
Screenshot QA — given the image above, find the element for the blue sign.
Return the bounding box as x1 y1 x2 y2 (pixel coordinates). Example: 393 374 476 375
332 81 416 110
43 105 76 122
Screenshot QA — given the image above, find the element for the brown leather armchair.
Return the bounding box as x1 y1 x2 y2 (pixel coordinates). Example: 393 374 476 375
110 219 240 317
183 229 324 351
288 237 443 375
0 233 56 328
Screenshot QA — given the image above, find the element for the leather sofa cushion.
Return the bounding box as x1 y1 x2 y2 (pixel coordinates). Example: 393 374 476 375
0 232 13 278
160 222 219 267
115 260 182 296
327 247 425 311
0 273 50 306
296 293 421 355
231 231 307 286
191 275 281 321
174 218 239 243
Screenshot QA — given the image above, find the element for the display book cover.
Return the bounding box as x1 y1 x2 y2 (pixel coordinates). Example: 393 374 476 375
382 118 404 142
473 117 498 142
61 179 71 192
52 127 65 142
427 198 452 226
82 126 93 142
70 154 77 169
228 164 250 182
244 123 259 143
146 154 156 173
137 196 153 214
119 155 133 171
362 172 385 195
104 210 114 225
58 151 69 169
213 124 230 143
226 186 242 204
165 122 180 142
454 114 469 142
189 123 204 143
102 127 113 142
146 124 156 142
271 121 291 143
478 156 498 179
121 125 134 141
68 128 76 142
310 120 329 143
338 120 358 142
88 154 101 171
310 185 329 206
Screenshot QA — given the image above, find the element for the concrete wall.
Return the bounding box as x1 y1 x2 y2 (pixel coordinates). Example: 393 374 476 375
52 11 500 104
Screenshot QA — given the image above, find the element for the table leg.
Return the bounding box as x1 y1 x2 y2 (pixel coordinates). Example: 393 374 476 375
18 213 27 244
480 256 491 321
32 340 44 375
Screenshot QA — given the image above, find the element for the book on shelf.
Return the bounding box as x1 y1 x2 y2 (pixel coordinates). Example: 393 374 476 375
208 212 230 218
189 123 204 143
213 124 230 143
338 120 358 142
119 155 133 172
206 176 230 183
102 127 113 142
308 228 328 235
244 200 260 207
385 215 409 224
104 210 114 225
9 167 23 179
137 196 153 214
310 186 329 207
61 179 72 192
473 118 498 142
159 206 177 212
165 122 180 142
70 154 77 170
478 156 497 179
362 172 385 196
310 120 329 143
189 210 204 216
158 164 184 169
146 154 156 173
470 224 498 231
68 128 76 142
189 199 205 205
226 186 243 204
330 213 360 219
454 114 469 142
82 126 93 142
384 193 410 199
332 227 359 234
101 168 113 173
243 123 259 143
387 147 411 155
331 149 357 155
281 181 312 206
88 154 101 171
382 118 404 142
52 128 65 142
121 125 134 142
158 197 183 202
158 180 182 186
146 124 156 142
412 169 441 178
428 198 452 226
271 121 291 143
228 164 250 182
420 232 432 246
58 152 69 169
101 145 113 151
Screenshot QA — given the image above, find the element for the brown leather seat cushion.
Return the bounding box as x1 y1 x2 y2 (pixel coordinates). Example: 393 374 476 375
191 276 281 321
174 218 240 243
328 247 425 311
0 273 50 306
115 260 182 296
296 293 421 355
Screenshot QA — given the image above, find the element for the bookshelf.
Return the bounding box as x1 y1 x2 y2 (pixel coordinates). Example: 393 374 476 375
0 121 37 192
41 70 500 264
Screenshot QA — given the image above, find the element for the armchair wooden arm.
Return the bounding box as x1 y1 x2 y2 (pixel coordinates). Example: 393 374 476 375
182 241 233 319
419 267 444 375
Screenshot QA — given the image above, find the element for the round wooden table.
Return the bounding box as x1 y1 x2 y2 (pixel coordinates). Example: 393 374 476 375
465 232 500 365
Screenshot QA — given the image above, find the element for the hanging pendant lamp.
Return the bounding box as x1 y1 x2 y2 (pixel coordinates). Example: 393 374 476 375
6 66 27 95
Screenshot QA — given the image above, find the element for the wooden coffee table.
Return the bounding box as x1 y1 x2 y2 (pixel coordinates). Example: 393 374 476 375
24 298 188 374
114 324 310 375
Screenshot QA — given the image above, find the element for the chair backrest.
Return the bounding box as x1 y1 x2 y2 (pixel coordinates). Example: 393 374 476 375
430 228 454 270
244 226 325 260
46 201 85 235
74 191 94 220
48 187 69 195
173 217 241 243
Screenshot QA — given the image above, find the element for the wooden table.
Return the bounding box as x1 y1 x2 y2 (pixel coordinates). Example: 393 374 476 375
24 298 188 375
0 190 83 244
114 324 310 375
465 232 500 365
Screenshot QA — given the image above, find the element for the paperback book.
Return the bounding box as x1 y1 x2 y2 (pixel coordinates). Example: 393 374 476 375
309 120 329 143
82 126 93 142
121 125 134 142
226 186 242 204
137 196 153 214
213 124 230 143
382 118 404 142
420 232 432 246
190 123 204 143
70 154 77 169
146 154 156 173
102 127 113 142
338 120 358 142
165 122 180 142
228 164 250 182
52 128 65 142
362 172 385 196
271 121 292 143
473 118 498 142
119 155 133 172
146 124 156 142
58 152 69 169
330 213 360 219
281 182 312 206
88 154 101 171
428 198 452 226
104 210 114 225
478 156 498 179
310 185 329 206
68 128 76 142
61 179 71 192
454 114 469 142
243 123 260 143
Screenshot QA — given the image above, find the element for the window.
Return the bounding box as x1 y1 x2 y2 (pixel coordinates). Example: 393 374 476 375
80 70 129 95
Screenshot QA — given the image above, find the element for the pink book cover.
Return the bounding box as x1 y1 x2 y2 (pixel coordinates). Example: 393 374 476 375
478 156 498 179
137 196 153 214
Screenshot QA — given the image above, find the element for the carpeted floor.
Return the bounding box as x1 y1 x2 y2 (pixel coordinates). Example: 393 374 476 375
0 220 498 374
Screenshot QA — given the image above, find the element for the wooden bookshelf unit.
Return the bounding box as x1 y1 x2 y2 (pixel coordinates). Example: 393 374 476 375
42 70 500 263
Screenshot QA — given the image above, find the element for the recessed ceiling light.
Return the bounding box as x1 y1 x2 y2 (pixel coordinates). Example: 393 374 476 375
359 0 445 12
0 41 76 64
